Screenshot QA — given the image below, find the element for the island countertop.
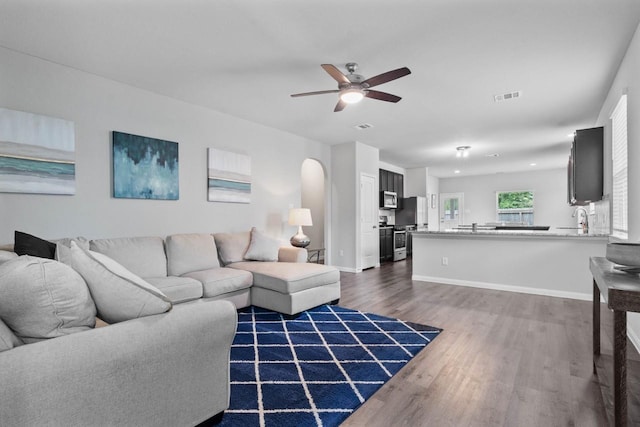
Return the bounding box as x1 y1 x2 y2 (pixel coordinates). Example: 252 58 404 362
412 229 609 240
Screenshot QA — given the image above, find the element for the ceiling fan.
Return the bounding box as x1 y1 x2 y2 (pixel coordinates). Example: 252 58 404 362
290 63 411 112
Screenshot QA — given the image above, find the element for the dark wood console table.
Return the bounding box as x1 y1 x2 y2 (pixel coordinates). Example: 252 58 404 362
591 256 640 427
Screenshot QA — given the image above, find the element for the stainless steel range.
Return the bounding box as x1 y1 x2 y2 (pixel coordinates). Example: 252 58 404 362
393 226 407 261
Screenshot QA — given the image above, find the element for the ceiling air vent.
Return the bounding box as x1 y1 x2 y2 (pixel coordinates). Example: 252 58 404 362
494 91 522 102
354 123 374 130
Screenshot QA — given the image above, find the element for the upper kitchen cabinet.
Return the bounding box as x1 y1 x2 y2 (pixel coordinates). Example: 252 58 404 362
567 127 603 206
379 168 404 208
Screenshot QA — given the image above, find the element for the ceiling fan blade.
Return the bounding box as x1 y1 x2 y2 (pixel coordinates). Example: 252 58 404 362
334 99 347 112
365 90 402 103
362 67 411 88
321 64 350 84
290 89 340 97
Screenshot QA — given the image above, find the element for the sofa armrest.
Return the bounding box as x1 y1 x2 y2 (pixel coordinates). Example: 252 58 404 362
0 300 237 427
278 246 308 263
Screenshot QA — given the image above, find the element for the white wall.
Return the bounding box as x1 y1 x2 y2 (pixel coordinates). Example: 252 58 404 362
595 22 640 349
301 159 325 251
439 168 576 228
331 141 379 272
0 47 331 243
405 167 427 197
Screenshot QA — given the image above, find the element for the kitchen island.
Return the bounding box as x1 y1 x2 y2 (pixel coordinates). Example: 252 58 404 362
412 230 609 300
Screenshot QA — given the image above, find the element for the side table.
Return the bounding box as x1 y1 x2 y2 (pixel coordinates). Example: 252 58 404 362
591 256 640 427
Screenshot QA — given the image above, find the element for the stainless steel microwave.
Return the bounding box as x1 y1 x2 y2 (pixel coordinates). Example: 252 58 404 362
380 191 398 209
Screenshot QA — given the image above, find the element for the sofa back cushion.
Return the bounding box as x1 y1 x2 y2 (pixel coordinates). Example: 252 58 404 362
0 255 96 343
90 236 167 278
213 231 250 266
0 316 23 352
166 233 220 276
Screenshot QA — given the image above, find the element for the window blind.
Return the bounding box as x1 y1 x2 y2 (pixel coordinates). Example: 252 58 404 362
611 95 628 239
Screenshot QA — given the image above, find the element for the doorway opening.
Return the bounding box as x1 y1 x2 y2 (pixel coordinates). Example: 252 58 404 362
301 159 326 263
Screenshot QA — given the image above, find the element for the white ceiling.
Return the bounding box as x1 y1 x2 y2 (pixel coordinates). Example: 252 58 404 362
1 0 639 177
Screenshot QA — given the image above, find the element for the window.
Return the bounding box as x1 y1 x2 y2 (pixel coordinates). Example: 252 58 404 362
611 95 628 239
496 190 534 225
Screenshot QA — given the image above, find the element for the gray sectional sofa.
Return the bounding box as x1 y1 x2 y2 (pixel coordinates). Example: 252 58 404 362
0 229 340 427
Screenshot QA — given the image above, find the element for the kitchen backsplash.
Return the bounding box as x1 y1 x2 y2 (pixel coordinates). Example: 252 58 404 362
589 198 610 235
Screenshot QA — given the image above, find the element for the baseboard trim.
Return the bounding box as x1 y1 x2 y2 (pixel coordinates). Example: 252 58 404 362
411 274 593 301
336 266 360 273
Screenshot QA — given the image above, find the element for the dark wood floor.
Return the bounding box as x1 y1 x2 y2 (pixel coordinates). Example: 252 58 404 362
338 258 640 427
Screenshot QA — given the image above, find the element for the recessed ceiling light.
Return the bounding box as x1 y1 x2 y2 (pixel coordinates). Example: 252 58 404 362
567 133 575 138
530 163 537 166
454 170 461 174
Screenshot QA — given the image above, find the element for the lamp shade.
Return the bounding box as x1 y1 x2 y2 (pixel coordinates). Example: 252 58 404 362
288 208 313 226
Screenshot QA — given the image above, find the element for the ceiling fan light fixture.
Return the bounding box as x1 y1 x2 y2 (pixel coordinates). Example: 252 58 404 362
456 146 471 158
340 89 365 104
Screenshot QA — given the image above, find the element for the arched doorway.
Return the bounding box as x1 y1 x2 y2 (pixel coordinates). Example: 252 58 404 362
301 159 326 262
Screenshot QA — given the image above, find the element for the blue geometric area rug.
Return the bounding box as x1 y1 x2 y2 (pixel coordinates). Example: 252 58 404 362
217 304 442 427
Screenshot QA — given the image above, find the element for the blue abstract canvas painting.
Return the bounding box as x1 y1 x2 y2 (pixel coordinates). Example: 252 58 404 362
112 131 179 200
0 108 76 195
208 147 251 203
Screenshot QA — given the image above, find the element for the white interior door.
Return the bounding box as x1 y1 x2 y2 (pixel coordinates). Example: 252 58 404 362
360 173 377 270
440 192 464 230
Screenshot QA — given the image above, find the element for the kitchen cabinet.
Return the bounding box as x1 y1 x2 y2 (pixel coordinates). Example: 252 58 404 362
379 169 404 195
379 227 394 262
568 127 603 206
396 196 427 226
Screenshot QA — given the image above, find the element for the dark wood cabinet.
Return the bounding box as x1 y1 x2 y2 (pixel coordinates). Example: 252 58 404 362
379 169 403 194
379 228 394 262
568 127 603 206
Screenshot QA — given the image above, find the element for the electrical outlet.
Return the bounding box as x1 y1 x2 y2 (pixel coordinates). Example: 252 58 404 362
339 250 344 256
442 257 448 266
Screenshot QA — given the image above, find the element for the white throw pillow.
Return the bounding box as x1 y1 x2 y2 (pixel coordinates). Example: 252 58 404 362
213 231 251 265
244 227 281 262
66 241 172 324
0 255 96 343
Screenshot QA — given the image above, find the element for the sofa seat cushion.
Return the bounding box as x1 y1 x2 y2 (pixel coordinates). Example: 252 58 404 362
183 267 253 298
229 262 339 294
90 236 167 278
145 276 203 304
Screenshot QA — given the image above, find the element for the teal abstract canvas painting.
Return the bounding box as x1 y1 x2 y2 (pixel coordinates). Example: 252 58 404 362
112 131 179 200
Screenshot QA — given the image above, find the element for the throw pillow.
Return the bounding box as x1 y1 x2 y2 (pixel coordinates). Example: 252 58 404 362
244 227 281 262
0 256 96 343
66 241 172 324
0 317 23 352
14 230 56 259
214 231 251 265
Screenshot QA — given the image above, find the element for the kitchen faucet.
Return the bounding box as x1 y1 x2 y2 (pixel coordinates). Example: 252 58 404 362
572 207 589 234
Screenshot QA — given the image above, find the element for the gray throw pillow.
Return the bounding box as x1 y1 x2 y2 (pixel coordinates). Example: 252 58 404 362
66 241 172 324
244 227 281 262
0 256 96 343
214 231 251 265
0 317 23 352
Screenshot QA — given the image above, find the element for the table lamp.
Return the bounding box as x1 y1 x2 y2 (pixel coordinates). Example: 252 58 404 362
288 208 312 248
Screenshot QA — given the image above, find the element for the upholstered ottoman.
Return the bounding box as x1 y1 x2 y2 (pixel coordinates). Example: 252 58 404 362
228 261 340 315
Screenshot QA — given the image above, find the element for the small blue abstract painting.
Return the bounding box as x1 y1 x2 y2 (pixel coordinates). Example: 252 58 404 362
112 131 179 200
